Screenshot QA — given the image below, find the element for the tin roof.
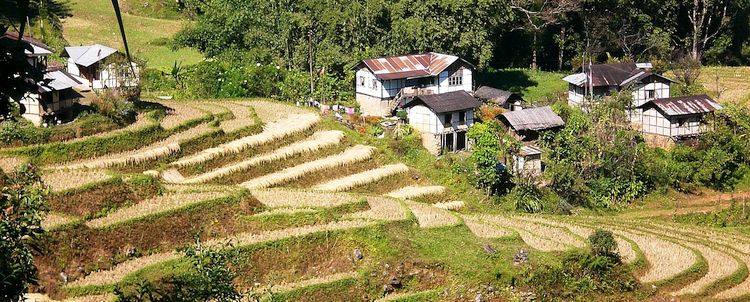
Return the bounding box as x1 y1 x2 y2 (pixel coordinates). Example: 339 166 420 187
404 91 482 113
563 63 672 87
499 106 565 131
519 145 543 156
640 95 722 116
474 86 523 105
0 31 53 56
361 52 464 80
38 69 82 93
63 44 119 67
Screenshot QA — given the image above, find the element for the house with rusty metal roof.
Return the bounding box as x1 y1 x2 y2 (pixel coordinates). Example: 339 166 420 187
354 52 474 116
637 95 722 141
497 106 565 141
401 91 482 154
62 44 139 91
563 63 672 118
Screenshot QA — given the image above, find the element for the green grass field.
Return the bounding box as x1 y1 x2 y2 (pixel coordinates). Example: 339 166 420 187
62 0 202 70
697 66 750 107
476 68 568 104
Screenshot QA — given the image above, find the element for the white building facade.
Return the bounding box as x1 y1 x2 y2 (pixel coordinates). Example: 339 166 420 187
403 91 481 154
355 52 474 116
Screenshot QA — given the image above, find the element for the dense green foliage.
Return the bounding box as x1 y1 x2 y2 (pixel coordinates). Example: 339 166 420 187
520 249 635 301
0 164 49 301
115 241 247 302
589 229 618 257
469 98 750 212
673 200 750 228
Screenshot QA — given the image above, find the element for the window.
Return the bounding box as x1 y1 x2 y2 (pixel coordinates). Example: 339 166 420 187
359 76 365 87
678 118 687 127
448 68 463 86
444 113 453 125
458 111 466 124
371 79 378 90
646 89 655 99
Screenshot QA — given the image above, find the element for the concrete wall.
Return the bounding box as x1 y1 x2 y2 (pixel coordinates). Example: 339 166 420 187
356 93 391 116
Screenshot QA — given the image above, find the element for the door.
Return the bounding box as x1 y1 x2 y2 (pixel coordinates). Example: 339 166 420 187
444 133 454 152
456 131 466 151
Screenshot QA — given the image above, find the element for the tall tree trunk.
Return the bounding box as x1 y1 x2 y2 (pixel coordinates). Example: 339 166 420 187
558 26 565 71
532 31 538 70
690 0 702 61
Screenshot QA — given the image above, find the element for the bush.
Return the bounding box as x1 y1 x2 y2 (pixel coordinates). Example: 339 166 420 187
90 91 136 124
521 249 636 300
589 229 618 258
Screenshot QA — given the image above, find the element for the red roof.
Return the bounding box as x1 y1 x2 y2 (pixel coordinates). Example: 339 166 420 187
361 52 464 80
1 31 53 52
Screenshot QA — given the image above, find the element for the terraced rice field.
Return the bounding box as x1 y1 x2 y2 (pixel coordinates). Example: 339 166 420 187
23 99 750 301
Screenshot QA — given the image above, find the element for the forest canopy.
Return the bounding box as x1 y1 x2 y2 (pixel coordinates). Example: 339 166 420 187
174 0 750 74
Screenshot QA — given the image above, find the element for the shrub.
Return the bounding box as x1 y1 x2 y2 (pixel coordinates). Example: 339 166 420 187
589 229 618 258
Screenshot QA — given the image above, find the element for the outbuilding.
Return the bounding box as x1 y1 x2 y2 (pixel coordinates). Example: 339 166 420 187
402 90 482 154
497 106 565 141
637 95 722 141
474 86 523 110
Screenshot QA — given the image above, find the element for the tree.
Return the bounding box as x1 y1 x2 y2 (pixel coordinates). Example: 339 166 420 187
0 164 49 301
686 0 732 61
510 0 580 70
467 120 517 195
115 239 249 302
0 0 74 117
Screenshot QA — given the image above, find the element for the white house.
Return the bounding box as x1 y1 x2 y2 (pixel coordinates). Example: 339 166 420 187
62 44 139 91
563 63 672 119
1 31 82 126
355 52 474 116
19 69 83 126
401 91 482 154
637 95 722 142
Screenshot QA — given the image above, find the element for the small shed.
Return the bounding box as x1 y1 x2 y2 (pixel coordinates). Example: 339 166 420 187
512 145 544 177
402 91 482 154
497 106 565 141
638 94 722 140
474 86 524 110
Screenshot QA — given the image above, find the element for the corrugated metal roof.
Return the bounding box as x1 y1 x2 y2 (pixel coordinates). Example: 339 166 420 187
474 86 523 105
362 52 461 80
405 91 482 113
64 44 118 67
519 145 543 156
499 106 565 131
39 70 81 93
564 63 672 87
0 31 53 56
641 95 722 116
